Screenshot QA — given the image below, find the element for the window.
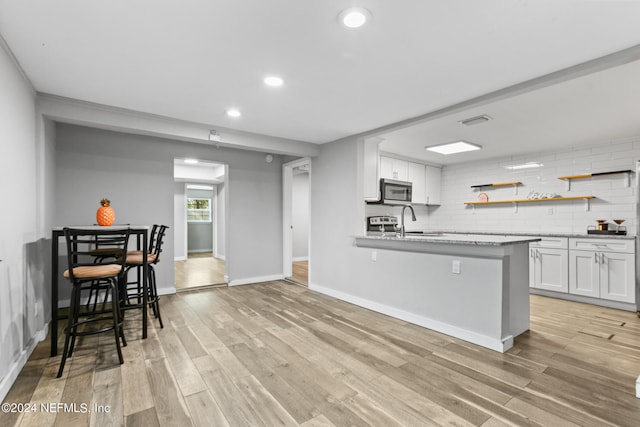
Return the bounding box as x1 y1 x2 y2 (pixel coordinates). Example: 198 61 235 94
187 198 212 222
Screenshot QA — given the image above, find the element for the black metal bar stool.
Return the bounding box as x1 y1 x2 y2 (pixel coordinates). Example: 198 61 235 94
121 224 168 328
57 227 131 378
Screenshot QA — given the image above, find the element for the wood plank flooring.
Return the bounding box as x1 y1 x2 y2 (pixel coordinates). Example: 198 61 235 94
288 261 309 286
3 281 640 426
174 253 226 290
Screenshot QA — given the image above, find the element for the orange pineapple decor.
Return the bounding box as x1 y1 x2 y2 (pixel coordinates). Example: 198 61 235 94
96 198 115 226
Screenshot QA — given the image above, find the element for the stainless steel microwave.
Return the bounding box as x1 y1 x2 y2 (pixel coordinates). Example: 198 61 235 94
377 178 412 204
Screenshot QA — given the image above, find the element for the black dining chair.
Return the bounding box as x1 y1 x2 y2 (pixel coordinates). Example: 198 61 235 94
57 227 131 378
120 225 168 328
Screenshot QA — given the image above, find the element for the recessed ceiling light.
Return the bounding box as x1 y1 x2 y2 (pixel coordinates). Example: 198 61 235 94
426 141 482 155
459 115 492 126
338 7 371 29
184 158 199 165
504 162 544 170
226 108 241 118
264 76 284 87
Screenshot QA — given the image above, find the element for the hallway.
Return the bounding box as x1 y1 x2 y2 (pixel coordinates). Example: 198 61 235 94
174 253 226 290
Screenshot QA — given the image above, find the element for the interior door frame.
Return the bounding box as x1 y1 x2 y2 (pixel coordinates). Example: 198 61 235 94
283 157 311 280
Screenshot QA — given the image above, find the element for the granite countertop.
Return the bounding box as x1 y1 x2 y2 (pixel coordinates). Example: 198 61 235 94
366 230 636 240
356 233 542 247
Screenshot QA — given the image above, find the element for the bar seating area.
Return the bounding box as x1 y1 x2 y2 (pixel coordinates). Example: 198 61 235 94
57 227 131 377
120 224 168 329
51 224 170 375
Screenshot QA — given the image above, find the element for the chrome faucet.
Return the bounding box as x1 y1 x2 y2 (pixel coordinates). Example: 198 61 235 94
399 204 416 237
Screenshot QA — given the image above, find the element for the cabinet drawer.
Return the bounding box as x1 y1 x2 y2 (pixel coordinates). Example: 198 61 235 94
530 237 568 250
569 238 635 254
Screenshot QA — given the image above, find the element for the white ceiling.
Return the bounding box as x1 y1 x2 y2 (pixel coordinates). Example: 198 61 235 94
2 1 640 161
378 58 640 165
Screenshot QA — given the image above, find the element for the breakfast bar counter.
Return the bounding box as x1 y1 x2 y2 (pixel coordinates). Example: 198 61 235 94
350 233 540 352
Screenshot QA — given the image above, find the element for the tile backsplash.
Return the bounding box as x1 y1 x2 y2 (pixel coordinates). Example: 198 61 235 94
366 139 640 235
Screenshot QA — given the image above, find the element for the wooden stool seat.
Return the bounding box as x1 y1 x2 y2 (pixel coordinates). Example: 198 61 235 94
64 264 121 279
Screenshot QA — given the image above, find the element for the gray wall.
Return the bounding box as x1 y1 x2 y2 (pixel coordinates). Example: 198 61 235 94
186 187 214 253
0 40 44 401
54 123 284 291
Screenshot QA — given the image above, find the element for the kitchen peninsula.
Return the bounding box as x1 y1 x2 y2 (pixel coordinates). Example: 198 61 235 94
353 233 540 352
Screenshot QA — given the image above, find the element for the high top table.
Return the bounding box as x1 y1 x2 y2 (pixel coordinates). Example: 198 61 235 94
50 225 149 356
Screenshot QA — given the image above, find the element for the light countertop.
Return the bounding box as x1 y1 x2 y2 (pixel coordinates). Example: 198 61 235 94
357 233 541 247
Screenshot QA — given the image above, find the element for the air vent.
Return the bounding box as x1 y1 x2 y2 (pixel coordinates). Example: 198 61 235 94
459 115 491 126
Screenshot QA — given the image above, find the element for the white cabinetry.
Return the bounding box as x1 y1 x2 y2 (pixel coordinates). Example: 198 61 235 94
569 238 635 303
380 155 441 205
408 162 426 204
363 137 382 201
425 165 441 205
529 237 568 292
380 156 408 181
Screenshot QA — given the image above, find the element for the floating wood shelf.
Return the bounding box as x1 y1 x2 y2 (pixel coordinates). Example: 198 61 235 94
465 196 595 213
470 181 522 188
558 170 632 190
470 181 522 195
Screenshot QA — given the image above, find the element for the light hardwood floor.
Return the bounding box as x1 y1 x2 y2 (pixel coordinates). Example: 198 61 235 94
174 253 226 290
3 282 640 426
288 261 308 286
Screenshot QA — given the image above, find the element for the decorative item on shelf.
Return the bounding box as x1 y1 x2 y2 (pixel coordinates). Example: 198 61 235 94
526 190 560 200
477 193 489 202
588 219 627 235
613 219 626 234
96 198 115 226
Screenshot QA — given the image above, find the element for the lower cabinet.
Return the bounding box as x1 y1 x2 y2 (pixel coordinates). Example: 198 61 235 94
530 236 636 306
529 238 568 292
569 238 635 303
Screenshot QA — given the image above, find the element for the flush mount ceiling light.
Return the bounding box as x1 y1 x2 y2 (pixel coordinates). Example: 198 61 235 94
504 162 544 170
184 158 199 165
264 76 284 87
459 114 492 126
426 141 482 155
338 7 372 28
226 108 241 118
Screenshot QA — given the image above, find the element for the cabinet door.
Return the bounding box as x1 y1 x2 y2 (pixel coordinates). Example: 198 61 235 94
380 157 409 181
600 251 635 303
535 248 568 292
569 250 599 298
425 165 441 205
407 162 426 204
363 138 380 200
393 159 408 181
380 156 395 180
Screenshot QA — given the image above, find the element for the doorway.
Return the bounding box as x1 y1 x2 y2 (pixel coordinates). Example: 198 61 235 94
283 158 310 286
173 159 228 290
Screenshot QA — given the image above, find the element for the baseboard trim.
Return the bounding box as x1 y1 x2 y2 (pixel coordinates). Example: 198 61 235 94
309 284 512 352
158 286 177 295
530 288 637 312
229 274 284 286
292 256 309 262
0 325 48 402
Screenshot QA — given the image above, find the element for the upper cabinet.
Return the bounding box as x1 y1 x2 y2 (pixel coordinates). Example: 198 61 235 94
424 165 441 205
380 155 441 205
408 162 426 204
380 156 409 181
363 138 382 201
